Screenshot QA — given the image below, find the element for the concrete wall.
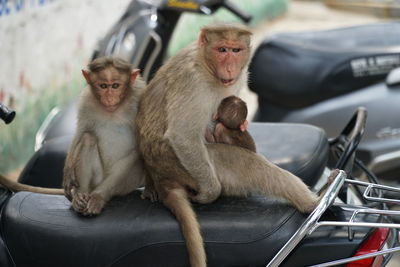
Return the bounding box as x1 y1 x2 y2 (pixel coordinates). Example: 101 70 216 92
0 0 131 173
0 0 130 107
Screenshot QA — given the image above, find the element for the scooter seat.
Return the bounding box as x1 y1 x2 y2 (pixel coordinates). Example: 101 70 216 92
2 191 307 267
3 123 328 266
19 122 328 188
249 23 400 109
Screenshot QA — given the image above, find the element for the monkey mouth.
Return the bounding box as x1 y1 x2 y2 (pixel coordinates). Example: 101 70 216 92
106 105 118 112
220 78 235 86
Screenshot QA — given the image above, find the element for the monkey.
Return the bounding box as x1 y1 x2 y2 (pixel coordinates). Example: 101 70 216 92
0 57 146 217
205 95 256 152
136 23 320 267
62 56 146 216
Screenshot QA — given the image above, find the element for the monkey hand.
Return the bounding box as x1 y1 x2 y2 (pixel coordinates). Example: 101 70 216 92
189 180 221 204
141 187 158 202
63 176 79 202
205 127 216 143
71 192 90 214
84 193 106 216
240 120 249 132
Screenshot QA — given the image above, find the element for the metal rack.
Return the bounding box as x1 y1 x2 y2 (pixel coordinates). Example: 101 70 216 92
266 169 400 267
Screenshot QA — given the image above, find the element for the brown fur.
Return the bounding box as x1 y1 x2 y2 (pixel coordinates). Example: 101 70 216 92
136 23 319 267
0 174 64 195
63 56 146 216
210 95 256 152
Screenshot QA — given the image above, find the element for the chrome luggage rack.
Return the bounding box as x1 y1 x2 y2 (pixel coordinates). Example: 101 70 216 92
267 169 400 267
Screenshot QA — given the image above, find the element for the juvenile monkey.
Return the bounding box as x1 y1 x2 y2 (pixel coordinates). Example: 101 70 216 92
136 23 320 267
62 56 146 216
205 95 256 152
0 57 146 216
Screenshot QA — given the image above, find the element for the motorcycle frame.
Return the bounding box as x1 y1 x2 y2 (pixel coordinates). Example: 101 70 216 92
268 170 400 267
15 1 400 266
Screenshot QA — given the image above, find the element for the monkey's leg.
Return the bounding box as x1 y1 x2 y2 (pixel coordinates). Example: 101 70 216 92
166 134 221 204
71 133 99 214
207 144 319 213
86 154 144 215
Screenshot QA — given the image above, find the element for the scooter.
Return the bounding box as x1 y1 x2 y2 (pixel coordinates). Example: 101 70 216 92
2 0 400 266
2 101 400 266
248 22 400 183
33 2 400 188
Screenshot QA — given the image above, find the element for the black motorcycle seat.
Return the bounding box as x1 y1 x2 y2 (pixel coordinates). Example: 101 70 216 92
19 122 328 188
3 123 328 266
249 22 400 109
1 123 328 267
2 191 308 267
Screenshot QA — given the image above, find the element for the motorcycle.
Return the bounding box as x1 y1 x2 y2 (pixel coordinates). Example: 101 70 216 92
32 2 400 187
248 22 400 184
2 99 400 266
2 0 400 266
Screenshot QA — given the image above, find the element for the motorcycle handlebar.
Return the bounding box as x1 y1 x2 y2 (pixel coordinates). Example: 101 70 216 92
222 1 252 23
333 107 367 171
0 102 16 124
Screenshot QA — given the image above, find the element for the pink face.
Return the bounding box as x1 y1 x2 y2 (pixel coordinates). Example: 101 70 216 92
209 40 248 87
92 68 129 112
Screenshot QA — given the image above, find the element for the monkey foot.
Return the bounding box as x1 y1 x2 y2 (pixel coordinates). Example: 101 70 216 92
72 192 90 213
190 187 221 204
83 193 105 216
328 169 340 184
141 188 158 202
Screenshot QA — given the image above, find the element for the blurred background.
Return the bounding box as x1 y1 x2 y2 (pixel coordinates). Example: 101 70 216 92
0 0 397 176
1 0 400 264
0 0 286 176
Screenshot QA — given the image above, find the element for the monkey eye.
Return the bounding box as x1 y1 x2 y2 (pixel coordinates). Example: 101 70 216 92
218 47 227 53
99 84 108 89
232 48 242 53
111 83 120 89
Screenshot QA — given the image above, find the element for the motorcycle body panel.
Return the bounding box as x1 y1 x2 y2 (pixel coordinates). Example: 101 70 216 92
0 191 382 267
250 23 400 179
4 3 397 266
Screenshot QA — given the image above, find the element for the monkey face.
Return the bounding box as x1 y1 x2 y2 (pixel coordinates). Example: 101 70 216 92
90 67 129 112
209 40 249 87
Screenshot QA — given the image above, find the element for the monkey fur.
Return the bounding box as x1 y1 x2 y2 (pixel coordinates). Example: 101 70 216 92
62 56 146 216
206 95 256 152
136 23 320 267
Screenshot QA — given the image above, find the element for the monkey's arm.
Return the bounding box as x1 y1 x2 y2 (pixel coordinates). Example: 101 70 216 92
213 122 233 144
204 127 216 143
91 151 144 202
63 133 85 200
165 130 221 204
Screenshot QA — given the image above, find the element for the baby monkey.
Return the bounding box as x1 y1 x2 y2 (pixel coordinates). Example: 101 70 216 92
206 95 256 152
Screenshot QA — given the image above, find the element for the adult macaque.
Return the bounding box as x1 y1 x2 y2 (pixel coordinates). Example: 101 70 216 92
205 95 256 152
62 56 146 216
0 57 146 216
136 23 319 267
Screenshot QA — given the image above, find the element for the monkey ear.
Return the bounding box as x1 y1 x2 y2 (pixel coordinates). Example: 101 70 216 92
82 69 91 84
198 30 208 48
240 120 248 132
130 69 140 83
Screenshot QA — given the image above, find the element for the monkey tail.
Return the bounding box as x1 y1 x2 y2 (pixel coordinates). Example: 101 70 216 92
163 187 206 267
0 174 64 195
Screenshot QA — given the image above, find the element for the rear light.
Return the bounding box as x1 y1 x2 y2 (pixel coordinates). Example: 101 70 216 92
346 228 390 267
